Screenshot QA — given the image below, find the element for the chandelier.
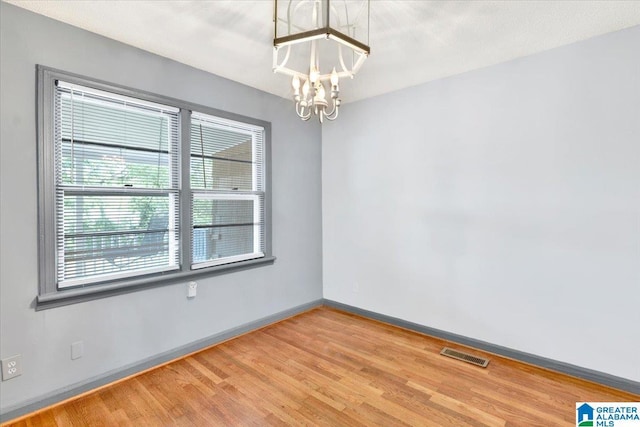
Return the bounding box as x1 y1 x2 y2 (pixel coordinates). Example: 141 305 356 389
273 0 370 123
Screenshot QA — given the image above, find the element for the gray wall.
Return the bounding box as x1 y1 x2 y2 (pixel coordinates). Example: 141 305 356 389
0 3 322 413
323 25 640 382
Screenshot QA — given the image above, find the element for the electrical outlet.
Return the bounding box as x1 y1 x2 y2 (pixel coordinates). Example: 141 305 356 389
187 281 197 298
1 355 22 381
353 282 360 293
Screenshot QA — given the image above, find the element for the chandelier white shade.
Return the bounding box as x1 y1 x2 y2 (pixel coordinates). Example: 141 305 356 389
273 0 370 122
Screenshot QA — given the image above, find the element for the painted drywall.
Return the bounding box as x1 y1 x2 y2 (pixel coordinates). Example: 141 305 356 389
323 25 640 382
0 2 322 413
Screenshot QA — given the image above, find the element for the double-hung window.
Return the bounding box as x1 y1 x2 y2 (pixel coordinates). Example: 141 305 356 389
190 113 266 268
54 82 180 288
37 66 272 308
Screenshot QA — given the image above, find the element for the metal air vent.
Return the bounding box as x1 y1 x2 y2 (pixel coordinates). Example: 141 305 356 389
440 347 489 368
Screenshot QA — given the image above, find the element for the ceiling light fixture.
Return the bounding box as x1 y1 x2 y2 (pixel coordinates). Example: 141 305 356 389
273 0 370 123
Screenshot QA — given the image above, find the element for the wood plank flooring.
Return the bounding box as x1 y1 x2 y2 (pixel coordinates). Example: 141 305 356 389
4 307 638 426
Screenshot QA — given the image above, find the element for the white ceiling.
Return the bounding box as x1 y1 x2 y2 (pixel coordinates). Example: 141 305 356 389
6 0 640 103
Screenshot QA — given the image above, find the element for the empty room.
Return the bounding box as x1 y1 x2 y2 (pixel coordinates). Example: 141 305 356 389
0 0 639 425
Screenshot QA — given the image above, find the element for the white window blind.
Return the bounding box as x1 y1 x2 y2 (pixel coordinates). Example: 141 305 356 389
190 113 265 268
54 81 180 288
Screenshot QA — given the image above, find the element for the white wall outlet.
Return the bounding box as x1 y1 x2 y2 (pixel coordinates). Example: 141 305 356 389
71 341 84 360
353 281 360 293
1 354 22 381
187 281 197 298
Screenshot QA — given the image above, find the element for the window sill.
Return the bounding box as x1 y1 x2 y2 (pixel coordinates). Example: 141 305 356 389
35 256 276 311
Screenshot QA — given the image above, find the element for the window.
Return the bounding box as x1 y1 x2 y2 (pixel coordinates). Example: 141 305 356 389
190 113 265 268
55 82 180 288
37 66 273 308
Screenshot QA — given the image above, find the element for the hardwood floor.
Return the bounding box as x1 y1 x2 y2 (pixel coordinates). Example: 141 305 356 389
5 307 638 426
